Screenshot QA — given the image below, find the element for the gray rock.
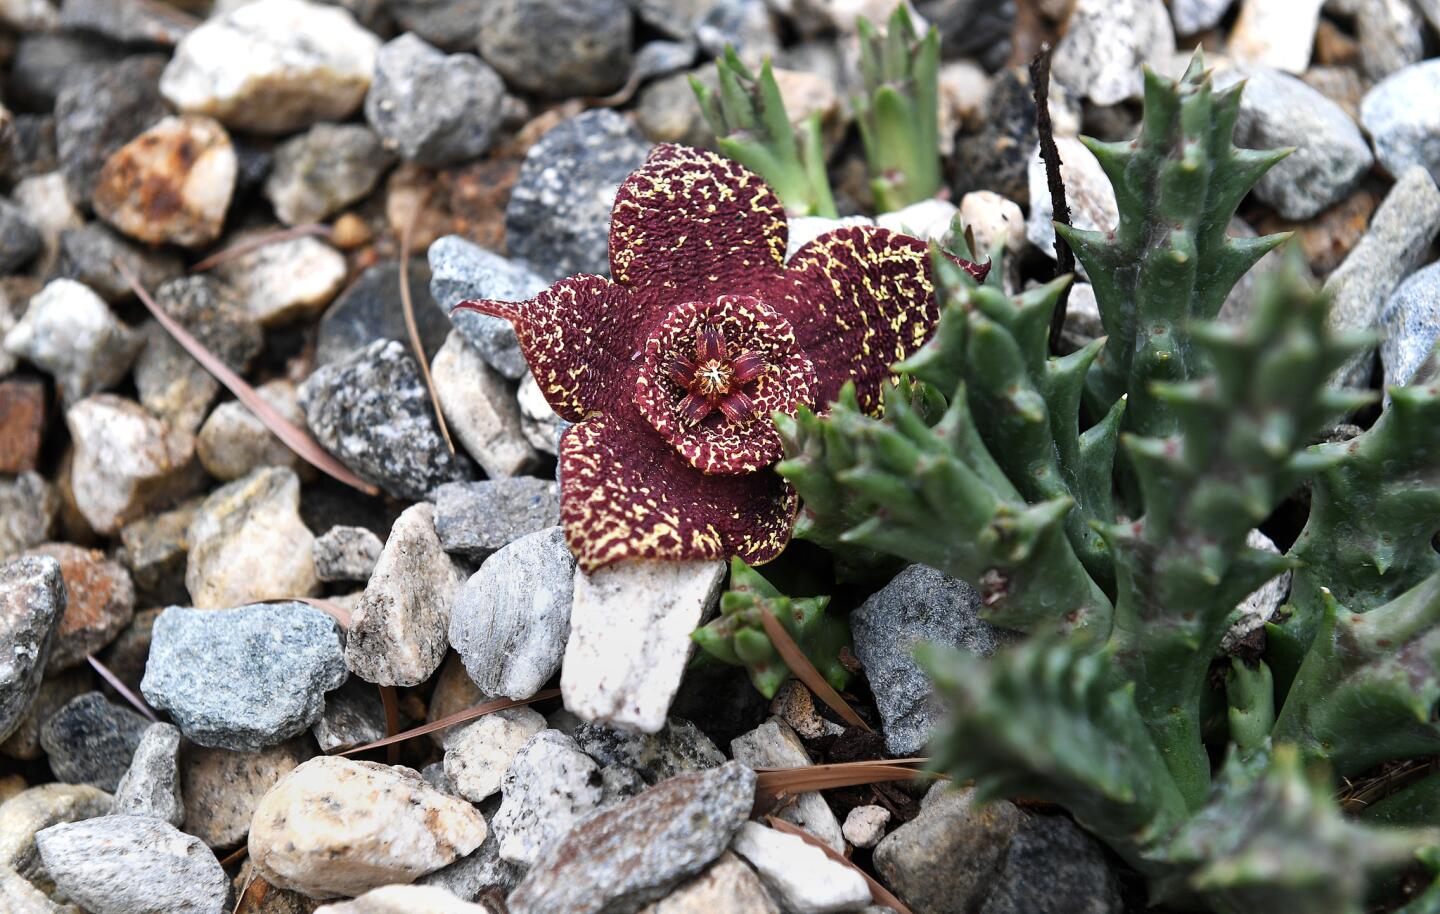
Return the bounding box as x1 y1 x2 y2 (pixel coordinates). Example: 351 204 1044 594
574 717 725 787
0 555 64 743
0 862 76 914
729 821 870 914
1 667 87 762
431 331 539 479
313 525 384 583
874 784 1025 914
0 199 41 274
265 123 394 226
133 276 263 435
1361 60 1440 183
418 796 526 900
54 54 168 205
432 478 562 560
311 677 386 754
180 739 310 850
1325 167 1440 387
505 109 650 280
195 380 308 482
315 259 447 367
1171 0 1233 32
1381 262 1440 392
600 763 648 806
4 279 142 406
40 692 151 792
119 503 195 606
852 564 1004 756
36 815 227 914
0 782 113 891
213 231 348 326
141 602 347 751
1356 0 1424 83
184 467 318 609
58 0 197 47
300 339 473 500
346 503 465 687
428 235 548 379
477 0 633 98
637 851 779 914
696 0 779 61
842 805 890 849
443 706 547 801
0 473 57 562
388 0 484 50
111 722 183 826
66 396 199 537
1025 137 1117 273
450 526 574 699
517 372 569 455
365 33 505 166
979 815 1123 914
730 719 843 851
1219 66 1373 220
10 31 126 112
508 761 756 914
1052 0 1174 106
492 729 605 866
627 0 715 39
56 222 184 304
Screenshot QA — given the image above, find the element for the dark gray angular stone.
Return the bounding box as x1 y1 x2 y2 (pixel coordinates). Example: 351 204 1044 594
39 692 151 791
388 0 485 50
56 222 185 304
428 235 547 379
299 339 474 500
504 109 650 280
980 814 1124 914
315 259 447 368
572 718 725 787
0 199 42 275
365 33 506 166
10 32 127 112
54 54 169 206
432 477 561 559
59 0 199 47
310 677 386 754
140 602 348 752
477 0 633 99
852 564 1005 756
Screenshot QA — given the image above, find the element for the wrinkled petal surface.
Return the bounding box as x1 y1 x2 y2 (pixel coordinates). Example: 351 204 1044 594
561 411 798 570
610 145 788 299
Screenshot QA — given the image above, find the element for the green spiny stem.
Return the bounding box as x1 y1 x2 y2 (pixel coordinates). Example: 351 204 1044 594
1224 659 1274 759
854 5 941 212
1272 571 1440 777
1060 55 1290 441
692 48 838 217
692 559 850 699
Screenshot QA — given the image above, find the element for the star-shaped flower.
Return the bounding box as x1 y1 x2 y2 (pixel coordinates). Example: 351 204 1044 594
456 144 983 570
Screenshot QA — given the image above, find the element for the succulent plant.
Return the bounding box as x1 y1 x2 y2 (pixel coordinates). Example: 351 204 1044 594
853 5 942 212
775 54 1440 911
692 558 851 699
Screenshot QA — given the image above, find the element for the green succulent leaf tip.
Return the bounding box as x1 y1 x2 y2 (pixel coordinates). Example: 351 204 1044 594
854 4 942 212
692 558 851 700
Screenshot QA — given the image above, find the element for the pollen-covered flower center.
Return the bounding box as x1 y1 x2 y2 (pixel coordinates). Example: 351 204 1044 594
635 294 818 475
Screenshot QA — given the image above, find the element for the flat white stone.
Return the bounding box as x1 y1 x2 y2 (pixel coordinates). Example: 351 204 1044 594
561 559 725 734
731 822 871 914
1228 0 1323 73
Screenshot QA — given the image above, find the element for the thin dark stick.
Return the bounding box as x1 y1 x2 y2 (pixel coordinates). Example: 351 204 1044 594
88 654 159 722
1031 43 1075 354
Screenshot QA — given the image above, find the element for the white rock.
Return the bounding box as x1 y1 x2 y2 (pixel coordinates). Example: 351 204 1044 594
960 190 1026 289
1026 138 1118 273
492 729 604 867
938 61 990 152
443 707 547 803
0 0 57 30
4 279 141 405
517 373 565 455
345 503 465 687
37 815 228 914
639 852 780 914
785 215 875 262
0 863 73 914
1171 0 1234 33
66 395 196 536
731 720 843 852
1228 0 1323 74
1221 530 1291 653
315 884 495 914
160 0 380 135
561 559 726 734
213 232 347 326
874 199 957 244
1059 282 1105 351
11 173 82 275
195 380 307 481
185 466 318 609
842 805 890 849
730 822 871 914
249 756 487 900
431 331 538 479
1052 0 1175 106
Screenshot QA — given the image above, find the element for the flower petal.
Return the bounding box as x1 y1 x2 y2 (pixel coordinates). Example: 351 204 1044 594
609 145 788 297
775 226 941 414
560 411 798 571
454 275 643 422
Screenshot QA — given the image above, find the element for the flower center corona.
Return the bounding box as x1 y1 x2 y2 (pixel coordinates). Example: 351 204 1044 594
634 295 818 475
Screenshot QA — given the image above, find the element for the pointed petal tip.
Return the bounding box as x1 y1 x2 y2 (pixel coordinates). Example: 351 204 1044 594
451 298 521 322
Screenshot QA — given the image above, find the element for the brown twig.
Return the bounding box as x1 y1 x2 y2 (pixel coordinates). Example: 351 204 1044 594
117 259 381 497
765 816 916 914
219 846 249 867
190 224 334 274
87 654 159 722
756 606 872 732
337 689 561 756
378 685 402 766
1030 43 1075 354
756 759 938 799
398 187 455 456
291 597 353 630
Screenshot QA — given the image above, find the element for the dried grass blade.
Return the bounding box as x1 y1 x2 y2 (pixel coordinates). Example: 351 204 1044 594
398 191 455 456
756 606 870 731
117 260 381 497
378 685 402 766
292 597 353 629
337 689 561 756
765 816 915 914
231 869 264 914
191 224 333 273
219 846 249 867
87 654 158 722
756 761 938 797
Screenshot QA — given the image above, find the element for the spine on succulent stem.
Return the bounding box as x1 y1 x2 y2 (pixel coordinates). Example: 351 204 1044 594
692 47 839 218
853 5 942 213
1060 54 1292 440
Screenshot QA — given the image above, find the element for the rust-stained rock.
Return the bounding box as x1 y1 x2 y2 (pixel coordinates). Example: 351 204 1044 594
0 377 46 474
23 543 134 673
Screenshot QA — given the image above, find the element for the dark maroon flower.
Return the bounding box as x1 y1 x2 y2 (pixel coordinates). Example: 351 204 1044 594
456 145 984 570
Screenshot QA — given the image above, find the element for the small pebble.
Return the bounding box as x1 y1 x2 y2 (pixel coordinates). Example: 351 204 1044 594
4 279 141 406
23 542 134 672
0 555 65 744
40 692 151 792
431 331 539 479
313 525 384 583
0 782 113 890
731 719 842 851
194 381 307 482
37 814 228 914
181 739 311 849
265 123 394 226
432 478 562 561
1052 0 1175 106
111 722 183 826
1381 262 1440 392
1361 60 1440 183
730 822 870 914
428 235 547 380
213 232 348 327
843 806 890 850
573 717 726 787
65 394 197 536
365 33 506 167
492 729 604 867
311 678 386 754
1228 0 1324 73
443 706 547 802
477 0 633 98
